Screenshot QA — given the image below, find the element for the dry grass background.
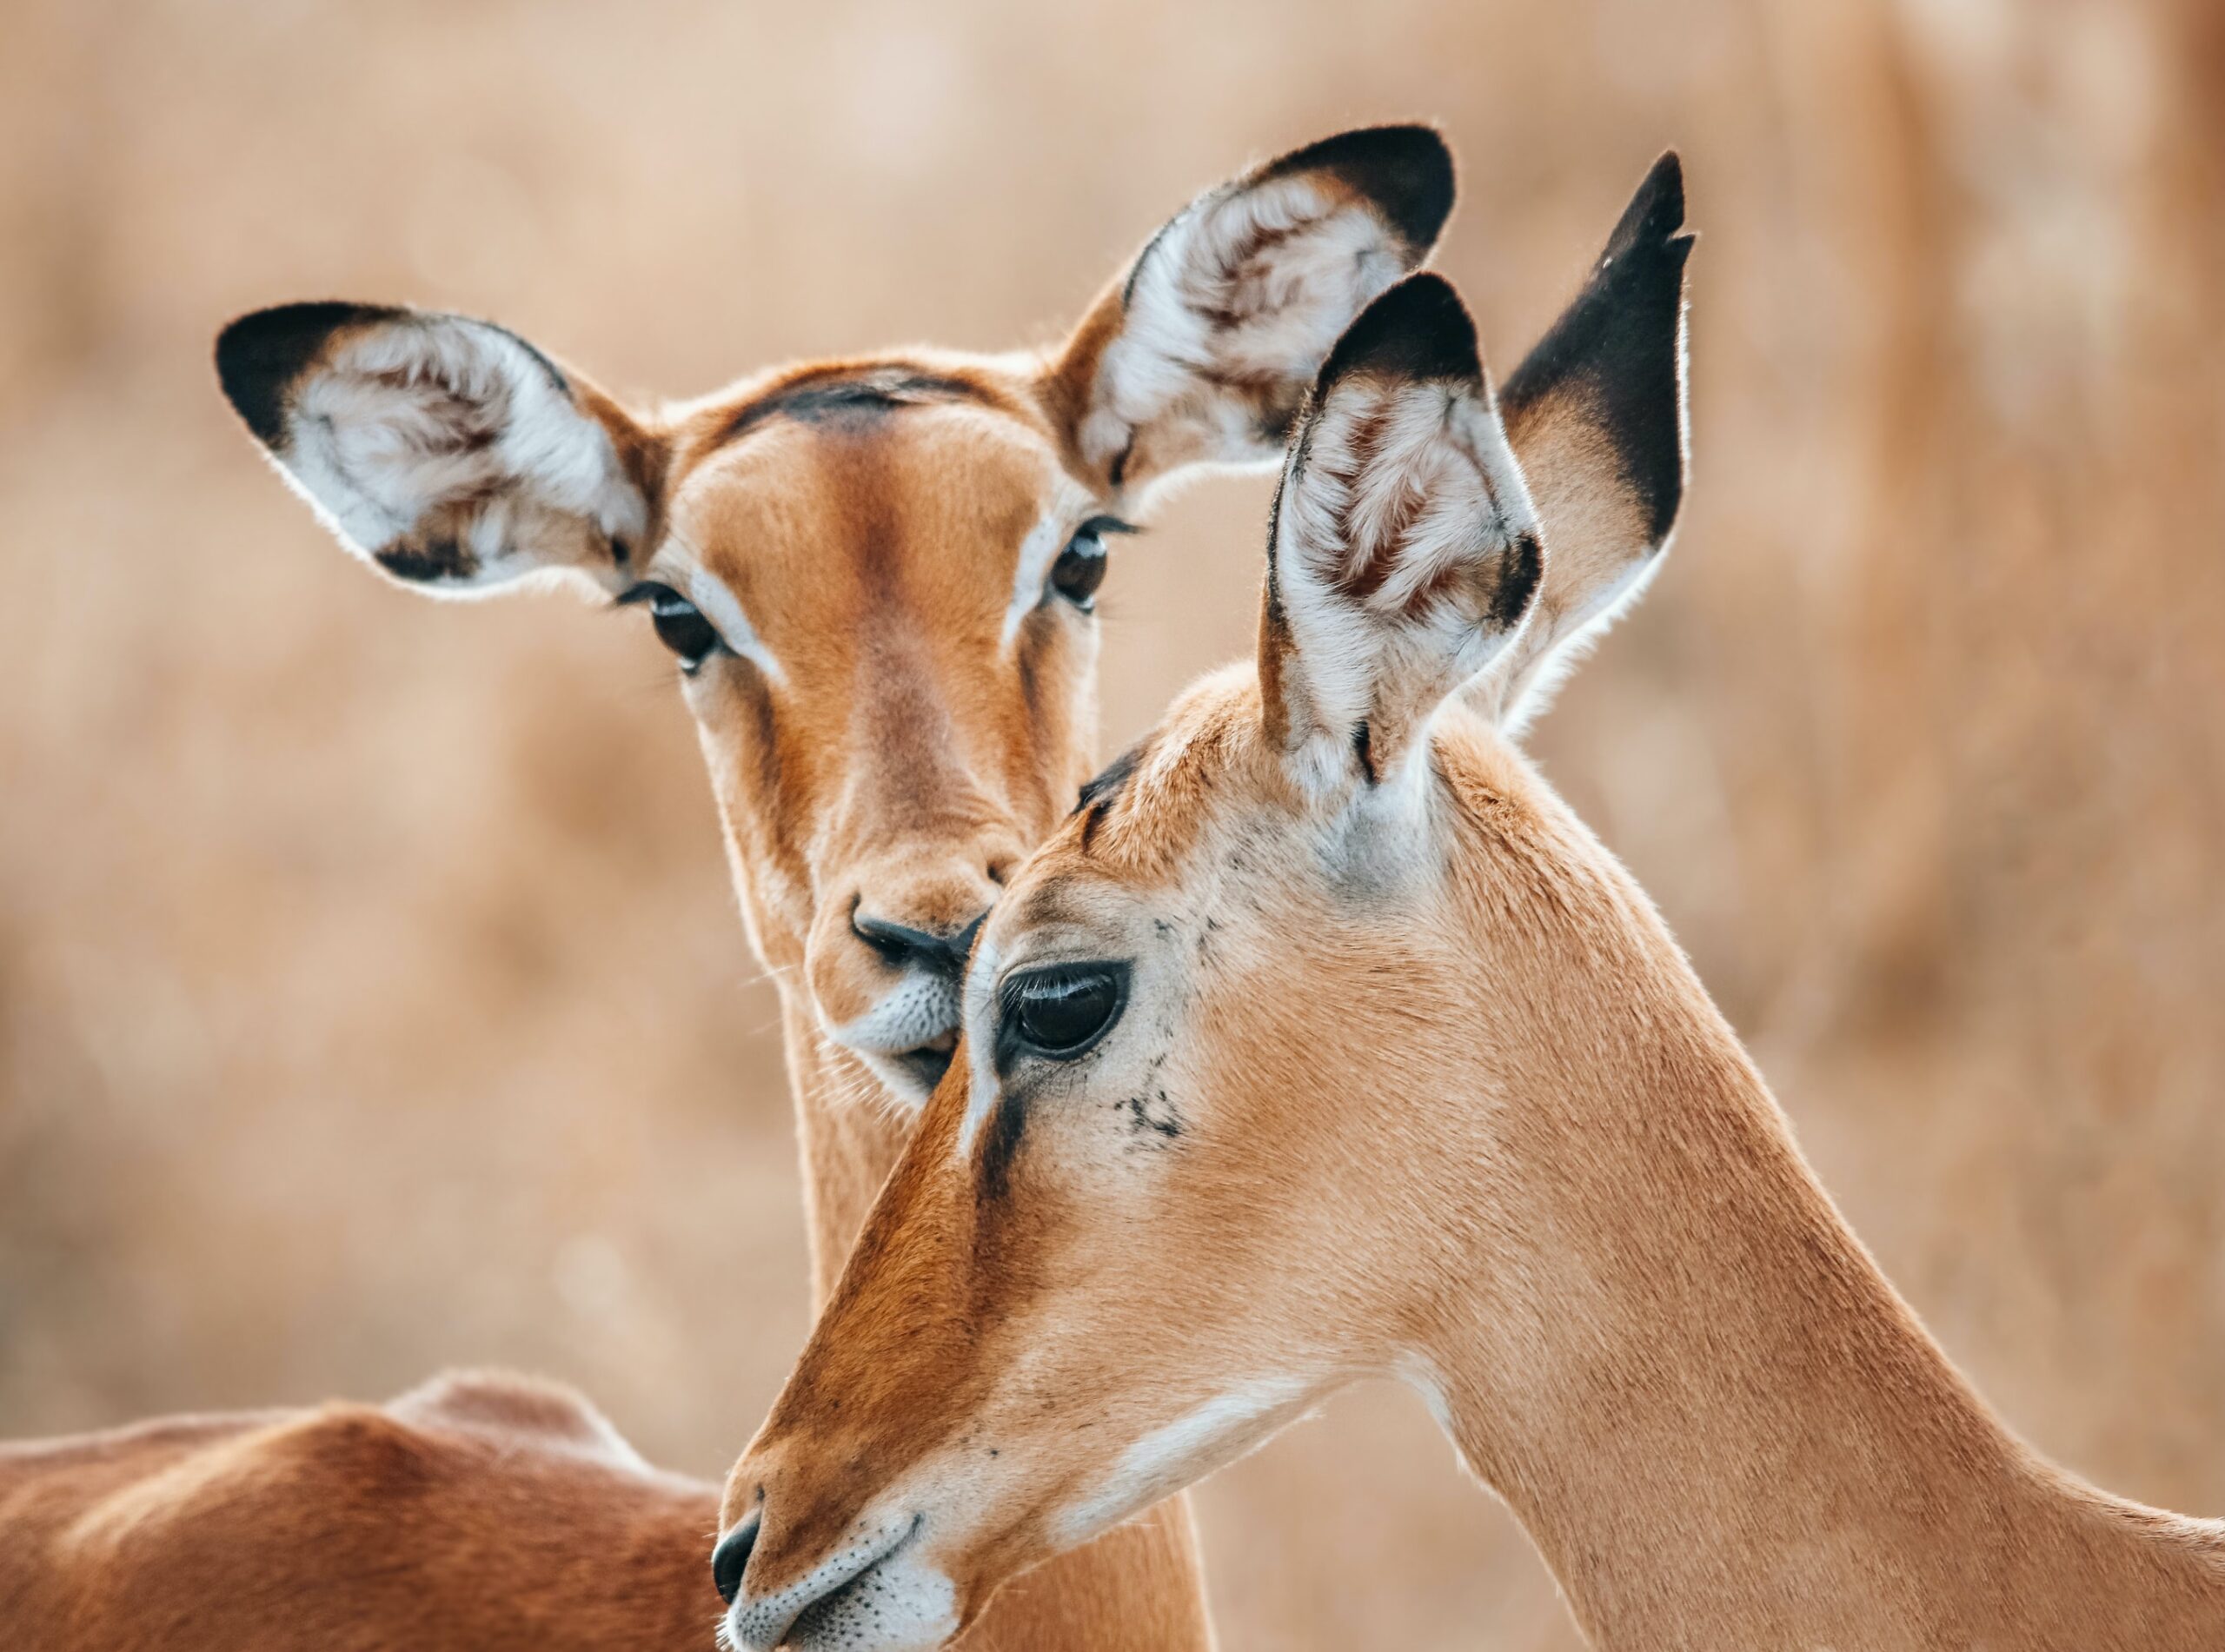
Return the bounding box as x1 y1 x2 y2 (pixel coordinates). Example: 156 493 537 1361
3 1 2223 1646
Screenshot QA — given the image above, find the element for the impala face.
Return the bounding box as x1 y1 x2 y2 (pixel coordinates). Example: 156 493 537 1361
216 126 1455 1109
721 159 1694 1651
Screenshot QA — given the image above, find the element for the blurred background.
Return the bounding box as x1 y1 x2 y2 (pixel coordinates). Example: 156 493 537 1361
3 0 2222 1645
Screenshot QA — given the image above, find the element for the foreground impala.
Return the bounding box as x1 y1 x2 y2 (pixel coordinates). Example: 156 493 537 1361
0 129 1457 1652
725 174 2225 1649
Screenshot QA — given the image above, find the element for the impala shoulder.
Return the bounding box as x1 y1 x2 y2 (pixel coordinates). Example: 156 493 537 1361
389 1368 654 1471
53 1404 439 1562
267 1403 453 1492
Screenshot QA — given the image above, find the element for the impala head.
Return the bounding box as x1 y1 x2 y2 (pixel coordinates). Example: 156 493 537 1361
216 127 1453 1105
719 157 1693 1651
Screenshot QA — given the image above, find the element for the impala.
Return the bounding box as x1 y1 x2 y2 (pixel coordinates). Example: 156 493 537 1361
0 129 1458 1651
724 163 2225 1651
0 1373 724 1652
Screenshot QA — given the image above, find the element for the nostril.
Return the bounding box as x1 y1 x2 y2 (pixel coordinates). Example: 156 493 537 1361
712 1509 760 1607
853 911 954 968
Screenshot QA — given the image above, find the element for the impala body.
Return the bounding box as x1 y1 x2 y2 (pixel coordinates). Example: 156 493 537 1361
726 164 2225 1652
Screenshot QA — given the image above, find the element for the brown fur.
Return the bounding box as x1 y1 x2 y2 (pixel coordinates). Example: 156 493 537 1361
211 293 1205 1652
204 302 1213 1652
641 344 1221 1652
734 197 2225 1652
0 1372 722 1651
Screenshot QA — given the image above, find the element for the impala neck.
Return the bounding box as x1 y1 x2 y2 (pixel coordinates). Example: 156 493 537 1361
769 983 1219 1652
774 992 913 1305
1411 902 2224 1650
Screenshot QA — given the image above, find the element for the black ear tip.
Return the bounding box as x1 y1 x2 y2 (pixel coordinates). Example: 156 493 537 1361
1264 123 1457 254
1603 150 1690 268
216 300 396 449
1321 271 1481 389
1499 154 1692 550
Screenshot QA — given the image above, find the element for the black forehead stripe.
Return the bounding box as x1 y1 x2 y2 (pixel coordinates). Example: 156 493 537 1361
1074 741 1146 854
712 368 993 448
1074 741 1146 817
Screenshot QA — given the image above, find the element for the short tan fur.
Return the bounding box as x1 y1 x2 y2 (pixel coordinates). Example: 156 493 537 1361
730 159 2225 1652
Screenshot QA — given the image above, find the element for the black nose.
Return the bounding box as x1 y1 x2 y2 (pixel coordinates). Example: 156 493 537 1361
853 910 986 979
712 1509 760 1607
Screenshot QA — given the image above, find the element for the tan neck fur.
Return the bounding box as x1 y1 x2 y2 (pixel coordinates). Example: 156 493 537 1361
1409 767 2225 1651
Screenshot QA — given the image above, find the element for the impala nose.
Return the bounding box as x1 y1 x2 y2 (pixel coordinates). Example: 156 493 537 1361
814 852 1010 1094
847 906 986 1093
712 1509 760 1607
851 909 986 979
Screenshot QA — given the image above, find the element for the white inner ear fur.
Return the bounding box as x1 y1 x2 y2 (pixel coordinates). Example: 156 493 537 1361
1273 373 1542 792
1078 174 1411 479
283 316 646 589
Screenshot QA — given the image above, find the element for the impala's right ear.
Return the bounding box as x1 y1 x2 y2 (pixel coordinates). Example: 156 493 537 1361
1042 124 1455 504
216 303 665 596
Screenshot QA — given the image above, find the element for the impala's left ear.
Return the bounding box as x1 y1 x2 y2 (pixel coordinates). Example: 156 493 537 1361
216 302 665 596
1042 124 1455 505
1260 273 1544 792
1470 152 1693 734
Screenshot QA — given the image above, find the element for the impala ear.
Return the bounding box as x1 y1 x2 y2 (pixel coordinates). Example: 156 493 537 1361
1471 153 1693 734
1043 124 1455 503
216 302 665 595
1260 274 1543 792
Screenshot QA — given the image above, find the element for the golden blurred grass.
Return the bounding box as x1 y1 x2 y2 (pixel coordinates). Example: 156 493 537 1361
2 2 2222 1646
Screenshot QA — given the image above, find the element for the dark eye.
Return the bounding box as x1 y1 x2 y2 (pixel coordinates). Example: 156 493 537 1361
620 581 725 672
1000 962 1130 1061
1049 517 1131 610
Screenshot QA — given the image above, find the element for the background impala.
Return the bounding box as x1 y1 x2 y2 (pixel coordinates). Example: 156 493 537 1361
4 3 2223 1645
194 119 1454 1649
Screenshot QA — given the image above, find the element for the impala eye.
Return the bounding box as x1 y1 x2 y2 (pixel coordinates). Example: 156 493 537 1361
1000 962 1130 1062
1049 516 1134 611
619 582 725 673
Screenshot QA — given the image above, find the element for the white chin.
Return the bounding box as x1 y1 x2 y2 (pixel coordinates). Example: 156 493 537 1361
726 1555 959 1652
853 1051 934 1111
